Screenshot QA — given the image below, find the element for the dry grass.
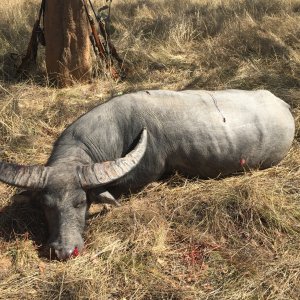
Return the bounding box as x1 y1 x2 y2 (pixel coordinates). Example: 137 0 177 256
0 0 300 299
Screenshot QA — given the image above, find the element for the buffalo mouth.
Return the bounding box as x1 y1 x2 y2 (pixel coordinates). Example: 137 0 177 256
54 247 79 260
47 244 82 260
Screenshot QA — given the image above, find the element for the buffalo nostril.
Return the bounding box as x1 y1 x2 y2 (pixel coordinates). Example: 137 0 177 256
55 248 73 261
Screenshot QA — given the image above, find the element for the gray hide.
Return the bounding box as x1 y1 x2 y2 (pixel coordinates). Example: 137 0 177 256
0 89 295 260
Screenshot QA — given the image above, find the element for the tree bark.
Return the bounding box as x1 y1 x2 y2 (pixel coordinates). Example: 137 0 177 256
44 0 91 87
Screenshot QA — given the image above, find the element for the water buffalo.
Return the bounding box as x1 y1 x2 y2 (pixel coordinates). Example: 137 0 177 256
0 89 295 260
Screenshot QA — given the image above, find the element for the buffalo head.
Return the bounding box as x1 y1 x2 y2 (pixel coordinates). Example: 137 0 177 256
0 129 147 260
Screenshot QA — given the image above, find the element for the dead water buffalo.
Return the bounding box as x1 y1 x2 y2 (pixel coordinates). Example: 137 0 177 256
0 90 295 260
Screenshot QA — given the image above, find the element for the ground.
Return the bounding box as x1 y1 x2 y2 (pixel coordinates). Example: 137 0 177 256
0 0 299 299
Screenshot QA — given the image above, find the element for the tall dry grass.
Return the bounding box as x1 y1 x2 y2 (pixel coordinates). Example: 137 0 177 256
0 0 300 299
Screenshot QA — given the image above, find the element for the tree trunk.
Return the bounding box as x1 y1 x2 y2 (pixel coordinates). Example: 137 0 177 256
44 0 91 87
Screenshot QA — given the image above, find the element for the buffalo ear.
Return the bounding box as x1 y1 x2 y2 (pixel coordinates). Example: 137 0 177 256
89 190 120 207
11 190 32 203
11 190 40 207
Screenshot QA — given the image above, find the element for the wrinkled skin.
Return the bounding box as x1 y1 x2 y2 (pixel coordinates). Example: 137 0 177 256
0 90 295 260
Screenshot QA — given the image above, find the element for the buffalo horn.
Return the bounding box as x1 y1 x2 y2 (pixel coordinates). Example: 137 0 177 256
0 161 48 189
78 128 147 188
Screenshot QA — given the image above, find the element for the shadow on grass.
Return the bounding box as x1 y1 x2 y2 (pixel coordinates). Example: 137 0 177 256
0 196 50 257
0 194 114 259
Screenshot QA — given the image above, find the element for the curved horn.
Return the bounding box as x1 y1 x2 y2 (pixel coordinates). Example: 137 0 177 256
0 161 48 189
78 128 148 189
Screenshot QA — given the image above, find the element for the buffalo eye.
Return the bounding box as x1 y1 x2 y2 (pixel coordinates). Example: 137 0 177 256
74 200 86 209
